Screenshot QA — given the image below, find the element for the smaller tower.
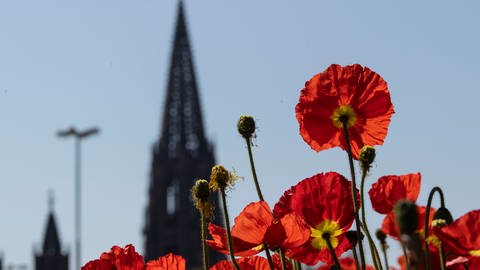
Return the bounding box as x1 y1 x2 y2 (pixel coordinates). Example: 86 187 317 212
35 192 68 270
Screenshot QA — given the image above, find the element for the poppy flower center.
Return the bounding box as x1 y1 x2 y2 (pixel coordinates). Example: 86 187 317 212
469 250 480 256
331 105 357 129
310 220 342 250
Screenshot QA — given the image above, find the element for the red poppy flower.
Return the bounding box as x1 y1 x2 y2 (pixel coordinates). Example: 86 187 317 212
210 256 280 270
295 64 394 159
82 245 144 270
272 172 358 265
145 253 186 270
369 173 421 214
434 210 480 260
381 205 435 240
317 257 374 270
207 201 310 256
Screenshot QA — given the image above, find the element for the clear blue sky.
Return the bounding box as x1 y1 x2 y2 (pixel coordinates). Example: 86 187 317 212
0 1 479 269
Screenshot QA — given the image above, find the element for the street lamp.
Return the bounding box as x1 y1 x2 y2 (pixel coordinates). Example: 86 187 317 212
57 126 99 270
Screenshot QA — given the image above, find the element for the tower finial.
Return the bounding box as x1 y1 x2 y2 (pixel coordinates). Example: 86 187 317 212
48 189 55 212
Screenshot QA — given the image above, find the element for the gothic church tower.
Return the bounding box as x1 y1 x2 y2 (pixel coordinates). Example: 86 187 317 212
144 2 222 267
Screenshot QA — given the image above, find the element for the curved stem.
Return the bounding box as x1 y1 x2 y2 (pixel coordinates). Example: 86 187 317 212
360 169 383 270
200 211 209 270
324 234 342 270
424 187 446 270
245 137 264 201
342 123 366 270
220 188 240 270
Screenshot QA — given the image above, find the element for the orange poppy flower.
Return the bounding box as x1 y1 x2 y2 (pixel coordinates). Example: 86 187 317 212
207 201 310 256
210 256 280 270
295 64 394 159
273 172 357 265
145 253 186 270
381 205 435 240
368 173 421 214
317 257 374 270
434 210 480 260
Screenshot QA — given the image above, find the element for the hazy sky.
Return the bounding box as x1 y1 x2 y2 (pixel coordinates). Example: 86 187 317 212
1 1 479 269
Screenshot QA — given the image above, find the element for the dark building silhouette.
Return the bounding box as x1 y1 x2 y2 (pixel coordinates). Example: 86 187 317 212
143 1 222 268
35 197 68 270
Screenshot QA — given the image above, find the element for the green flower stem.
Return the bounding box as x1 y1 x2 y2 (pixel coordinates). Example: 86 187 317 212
324 233 342 270
295 260 302 270
439 244 446 270
342 122 366 270
245 137 264 201
424 187 446 270
402 245 409 266
200 210 209 270
220 188 240 270
279 249 288 270
244 138 275 269
360 169 383 270
351 243 360 270
264 244 275 270
380 243 389 270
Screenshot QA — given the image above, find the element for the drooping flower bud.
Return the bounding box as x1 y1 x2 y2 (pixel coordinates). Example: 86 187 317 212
359 146 375 171
394 200 418 235
432 207 454 227
237 115 256 139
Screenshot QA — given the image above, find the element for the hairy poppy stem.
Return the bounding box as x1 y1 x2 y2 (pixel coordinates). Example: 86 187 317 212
352 245 360 270
439 244 446 270
402 245 409 266
200 211 209 270
264 244 275 270
220 188 241 270
324 233 342 270
245 137 264 201
381 243 389 270
279 249 288 270
424 187 445 270
295 260 302 270
244 138 275 270
360 169 383 270
342 123 366 270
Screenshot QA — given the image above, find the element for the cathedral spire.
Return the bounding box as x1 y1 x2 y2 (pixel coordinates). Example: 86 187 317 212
159 0 207 157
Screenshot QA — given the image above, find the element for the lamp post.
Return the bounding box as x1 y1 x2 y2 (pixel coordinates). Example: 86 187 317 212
57 126 99 270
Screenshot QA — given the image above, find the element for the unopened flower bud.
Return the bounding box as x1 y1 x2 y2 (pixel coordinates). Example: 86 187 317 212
375 229 387 244
432 207 454 227
359 146 375 171
345 230 364 246
394 200 418 235
237 115 256 139
192 179 210 202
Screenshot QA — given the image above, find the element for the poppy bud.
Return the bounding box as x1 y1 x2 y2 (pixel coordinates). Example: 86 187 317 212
345 230 364 246
192 179 210 202
394 200 418 235
237 115 256 139
359 146 375 171
375 229 387 244
432 207 454 227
